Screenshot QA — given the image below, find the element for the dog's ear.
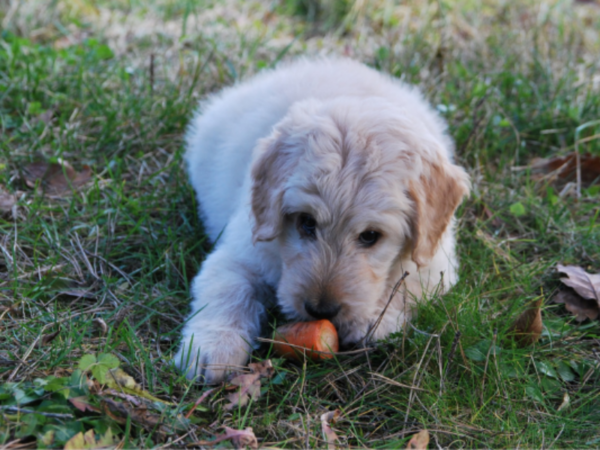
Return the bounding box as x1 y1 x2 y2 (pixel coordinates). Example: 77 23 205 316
250 131 298 243
408 160 470 267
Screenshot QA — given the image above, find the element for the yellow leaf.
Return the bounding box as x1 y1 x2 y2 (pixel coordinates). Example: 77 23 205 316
406 430 429 450
105 368 172 404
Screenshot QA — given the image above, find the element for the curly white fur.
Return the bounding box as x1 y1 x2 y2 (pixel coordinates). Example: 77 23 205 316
174 58 470 383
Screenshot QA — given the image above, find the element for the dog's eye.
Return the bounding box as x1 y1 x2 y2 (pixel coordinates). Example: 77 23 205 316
359 230 380 247
298 214 317 238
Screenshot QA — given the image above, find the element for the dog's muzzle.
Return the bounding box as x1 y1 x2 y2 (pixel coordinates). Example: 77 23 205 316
304 301 341 320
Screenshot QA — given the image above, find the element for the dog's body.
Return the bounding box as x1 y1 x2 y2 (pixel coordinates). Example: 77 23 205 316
176 58 469 383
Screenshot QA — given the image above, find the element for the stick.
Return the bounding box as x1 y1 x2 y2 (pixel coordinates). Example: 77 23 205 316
444 330 461 381
1 406 73 419
362 271 409 345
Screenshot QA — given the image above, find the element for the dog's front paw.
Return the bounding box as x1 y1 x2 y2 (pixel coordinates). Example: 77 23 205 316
174 332 252 384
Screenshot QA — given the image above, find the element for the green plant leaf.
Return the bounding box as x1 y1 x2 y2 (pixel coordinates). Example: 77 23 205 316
535 360 558 378
525 385 544 403
464 345 486 362
98 353 120 369
509 202 526 217
95 45 114 60
91 365 109 384
556 361 576 382
28 101 42 115
78 354 96 371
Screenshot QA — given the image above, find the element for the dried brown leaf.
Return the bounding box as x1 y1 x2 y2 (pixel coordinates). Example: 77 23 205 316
40 329 61 346
93 317 108 335
553 289 599 321
248 359 274 378
223 427 259 449
38 110 54 126
185 388 215 418
320 410 340 450
509 297 543 347
194 427 258 449
224 372 261 410
557 264 600 303
224 360 274 411
525 153 600 187
0 187 16 213
69 396 100 413
100 397 186 437
557 392 570 412
22 160 92 195
406 430 430 450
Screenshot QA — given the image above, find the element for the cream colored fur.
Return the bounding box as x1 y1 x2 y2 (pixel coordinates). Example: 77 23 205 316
175 58 470 383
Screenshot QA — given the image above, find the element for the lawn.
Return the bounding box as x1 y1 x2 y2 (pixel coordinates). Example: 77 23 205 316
1 0 600 448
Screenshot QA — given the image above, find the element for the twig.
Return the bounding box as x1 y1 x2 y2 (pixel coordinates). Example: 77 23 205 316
458 94 490 154
369 372 431 392
150 53 155 94
574 119 600 198
362 271 409 345
480 329 497 404
443 331 461 381
1 406 73 419
403 334 435 433
185 388 215 418
548 424 565 449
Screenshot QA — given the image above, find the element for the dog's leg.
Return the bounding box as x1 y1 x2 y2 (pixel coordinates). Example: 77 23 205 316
174 245 266 384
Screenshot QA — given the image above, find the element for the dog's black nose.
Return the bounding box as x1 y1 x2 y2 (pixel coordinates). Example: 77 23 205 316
304 301 341 320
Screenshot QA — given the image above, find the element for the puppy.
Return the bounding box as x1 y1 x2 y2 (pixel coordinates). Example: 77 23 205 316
175 58 470 383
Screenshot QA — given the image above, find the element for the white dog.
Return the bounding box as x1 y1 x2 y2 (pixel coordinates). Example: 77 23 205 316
175 58 470 383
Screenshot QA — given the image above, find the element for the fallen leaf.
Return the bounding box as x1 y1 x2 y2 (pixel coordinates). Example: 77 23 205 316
522 153 600 187
224 360 274 411
40 328 61 346
557 392 570 412
105 368 172 404
63 428 116 450
223 427 258 449
38 109 54 126
557 264 600 302
552 289 599 321
93 317 108 335
321 410 340 450
224 372 261 411
69 396 101 413
248 359 274 378
22 160 92 195
509 297 543 347
0 187 16 213
406 430 430 449
193 427 258 449
101 397 187 437
185 388 215 418
64 429 95 450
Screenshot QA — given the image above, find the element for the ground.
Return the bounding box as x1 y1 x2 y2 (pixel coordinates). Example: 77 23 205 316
1 0 600 448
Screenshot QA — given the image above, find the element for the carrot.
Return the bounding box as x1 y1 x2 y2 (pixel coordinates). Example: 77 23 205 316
272 319 339 361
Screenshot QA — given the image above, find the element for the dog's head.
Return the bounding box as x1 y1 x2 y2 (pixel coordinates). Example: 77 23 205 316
250 97 470 344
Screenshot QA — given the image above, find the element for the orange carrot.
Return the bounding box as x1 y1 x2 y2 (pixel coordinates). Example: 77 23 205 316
272 319 339 361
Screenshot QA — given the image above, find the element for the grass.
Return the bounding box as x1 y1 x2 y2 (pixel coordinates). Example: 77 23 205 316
1 0 600 448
